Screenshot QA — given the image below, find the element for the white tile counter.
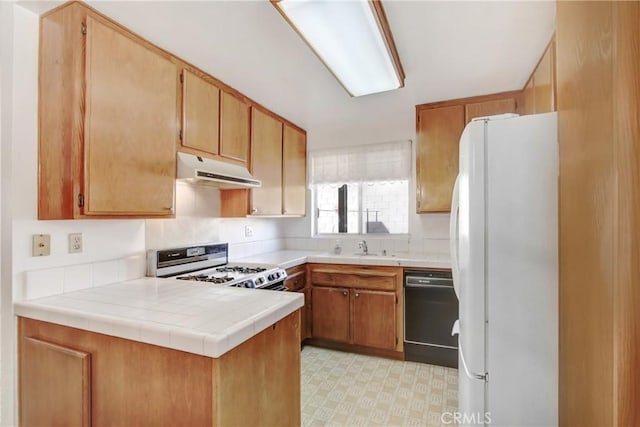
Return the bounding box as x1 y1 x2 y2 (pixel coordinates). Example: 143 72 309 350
14 277 303 358
236 250 451 270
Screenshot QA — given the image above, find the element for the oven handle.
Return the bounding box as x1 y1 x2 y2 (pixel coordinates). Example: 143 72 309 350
405 282 453 289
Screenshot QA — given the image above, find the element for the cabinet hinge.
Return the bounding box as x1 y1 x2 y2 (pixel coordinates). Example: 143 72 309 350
179 129 183 141
78 193 84 208
81 23 87 35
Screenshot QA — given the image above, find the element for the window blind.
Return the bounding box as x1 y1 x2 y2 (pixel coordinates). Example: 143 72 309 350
309 140 411 185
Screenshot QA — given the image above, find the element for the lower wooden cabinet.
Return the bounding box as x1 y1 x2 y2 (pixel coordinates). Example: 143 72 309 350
18 313 300 427
284 265 310 342
352 289 396 350
308 264 403 356
312 287 396 351
20 337 91 427
312 286 350 342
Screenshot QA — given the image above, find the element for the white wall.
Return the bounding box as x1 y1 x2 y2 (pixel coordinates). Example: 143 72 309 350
145 182 283 260
0 2 15 424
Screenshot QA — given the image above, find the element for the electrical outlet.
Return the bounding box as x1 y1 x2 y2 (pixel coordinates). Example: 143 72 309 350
244 225 254 238
32 234 51 257
69 233 83 253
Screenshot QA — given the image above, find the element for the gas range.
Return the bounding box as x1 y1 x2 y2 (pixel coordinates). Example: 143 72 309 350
147 243 287 291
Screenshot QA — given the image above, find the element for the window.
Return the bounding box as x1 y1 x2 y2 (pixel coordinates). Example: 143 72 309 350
310 141 411 235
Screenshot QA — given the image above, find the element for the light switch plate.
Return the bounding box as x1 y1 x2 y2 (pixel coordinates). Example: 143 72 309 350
32 234 51 257
69 233 83 253
244 225 254 238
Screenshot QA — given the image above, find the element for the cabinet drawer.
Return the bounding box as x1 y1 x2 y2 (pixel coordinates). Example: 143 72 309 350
310 269 396 291
285 271 305 292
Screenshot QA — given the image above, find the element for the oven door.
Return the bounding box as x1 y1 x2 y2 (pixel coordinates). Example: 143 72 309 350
260 280 287 291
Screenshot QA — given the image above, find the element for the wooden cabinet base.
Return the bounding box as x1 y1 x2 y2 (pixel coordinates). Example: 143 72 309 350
305 338 404 361
18 312 300 427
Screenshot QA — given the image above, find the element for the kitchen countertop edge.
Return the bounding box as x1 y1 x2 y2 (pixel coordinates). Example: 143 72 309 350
14 278 304 359
235 250 452 270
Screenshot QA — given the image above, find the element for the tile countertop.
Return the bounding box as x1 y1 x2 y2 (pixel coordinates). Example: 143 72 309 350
235 250 452 270
14 277 303 358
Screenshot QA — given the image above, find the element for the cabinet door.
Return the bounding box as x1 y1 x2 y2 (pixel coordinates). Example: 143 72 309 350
282 124 307 216
300 289 310 342
533 44 555 114
20 337 91 427
311 286 350 342
84 16 177 215
352 289 396 350
520 78 535 115
182 68 220 155
220 91 250 164
416 105 464 213
464 97 517 124
250 108 283 215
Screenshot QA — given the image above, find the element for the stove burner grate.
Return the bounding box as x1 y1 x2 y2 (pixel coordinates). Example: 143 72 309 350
176 274 234 284
215 266 267 274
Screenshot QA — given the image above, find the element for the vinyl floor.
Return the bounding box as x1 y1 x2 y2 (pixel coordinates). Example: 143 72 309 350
301 346 458 427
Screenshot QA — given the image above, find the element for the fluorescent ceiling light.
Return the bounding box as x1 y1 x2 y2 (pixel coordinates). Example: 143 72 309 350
273 0 405 97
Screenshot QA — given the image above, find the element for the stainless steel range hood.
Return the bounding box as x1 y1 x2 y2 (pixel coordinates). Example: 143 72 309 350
176 152 261 189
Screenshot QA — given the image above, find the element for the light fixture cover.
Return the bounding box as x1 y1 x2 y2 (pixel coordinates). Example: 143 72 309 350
274 0 405 97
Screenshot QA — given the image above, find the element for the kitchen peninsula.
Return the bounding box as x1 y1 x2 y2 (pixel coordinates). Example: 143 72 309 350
16 279 303 426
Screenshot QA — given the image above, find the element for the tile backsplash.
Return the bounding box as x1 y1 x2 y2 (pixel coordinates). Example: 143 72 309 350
19 254 146 301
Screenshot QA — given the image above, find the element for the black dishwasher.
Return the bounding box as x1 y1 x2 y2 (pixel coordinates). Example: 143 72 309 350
404 270 458 368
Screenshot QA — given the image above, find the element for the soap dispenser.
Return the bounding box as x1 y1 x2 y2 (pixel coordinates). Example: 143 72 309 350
333 240 342 255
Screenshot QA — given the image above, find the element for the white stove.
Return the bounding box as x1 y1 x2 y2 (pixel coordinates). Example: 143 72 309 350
147 243 287 291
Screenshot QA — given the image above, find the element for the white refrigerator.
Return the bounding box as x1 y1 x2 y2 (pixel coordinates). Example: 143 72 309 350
450 113 558 426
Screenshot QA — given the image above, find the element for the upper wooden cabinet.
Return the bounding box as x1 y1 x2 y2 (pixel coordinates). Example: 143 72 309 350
283 124 307 216
415 91 519 213
465 97 516 124
181 68 220 156
416 105 464 213
520 78 535 115
39 1 305 219
220 91 250 165
532 41 556 114
519 37 556 115
39 4 177 219
221 120 307 218
250 108 283 215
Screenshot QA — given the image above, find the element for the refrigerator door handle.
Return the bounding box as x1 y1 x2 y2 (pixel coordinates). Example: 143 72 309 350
449 175 461 299
452 320 487 382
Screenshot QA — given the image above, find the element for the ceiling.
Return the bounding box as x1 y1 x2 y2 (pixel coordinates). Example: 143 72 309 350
20 0 556 149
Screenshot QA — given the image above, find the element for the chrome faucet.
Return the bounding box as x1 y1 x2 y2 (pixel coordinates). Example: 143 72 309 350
358 240 368 255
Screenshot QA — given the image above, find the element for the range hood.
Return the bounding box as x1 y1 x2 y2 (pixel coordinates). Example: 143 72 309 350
176 152 261 189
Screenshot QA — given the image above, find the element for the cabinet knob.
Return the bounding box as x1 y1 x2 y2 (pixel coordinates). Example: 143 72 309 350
355 292 359 297
251 208 258 214
342 291 347 297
